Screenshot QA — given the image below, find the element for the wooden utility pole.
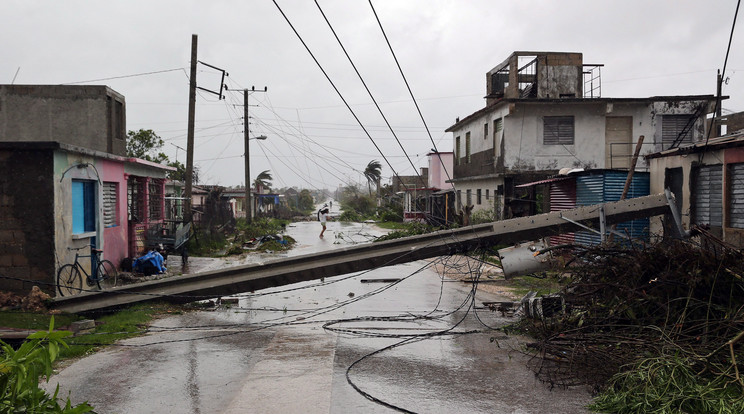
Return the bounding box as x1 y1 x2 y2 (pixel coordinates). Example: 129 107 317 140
184 34 198 223
608 135 645 243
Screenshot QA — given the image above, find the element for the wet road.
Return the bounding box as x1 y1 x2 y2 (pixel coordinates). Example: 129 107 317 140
45 206 592 413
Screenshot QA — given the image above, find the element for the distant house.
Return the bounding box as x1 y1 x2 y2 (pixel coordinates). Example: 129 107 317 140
402 151 455 224
0 85 172 296
646 131 744 248
446 51 719 220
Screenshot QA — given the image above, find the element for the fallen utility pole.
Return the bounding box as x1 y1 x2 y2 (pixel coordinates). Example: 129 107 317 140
52 193 674 314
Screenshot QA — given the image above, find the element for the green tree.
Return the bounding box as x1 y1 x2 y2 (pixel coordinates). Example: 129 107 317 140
363 160 382 198
127 129 198 183
298 189 314 212
166 160 200 184
126 129 168 163
253 170 272 192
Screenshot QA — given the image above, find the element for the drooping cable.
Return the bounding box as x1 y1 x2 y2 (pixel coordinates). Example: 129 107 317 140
271 0 409 191
314 0 426 189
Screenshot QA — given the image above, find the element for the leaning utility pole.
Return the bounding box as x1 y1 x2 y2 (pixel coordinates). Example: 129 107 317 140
184 34 198 223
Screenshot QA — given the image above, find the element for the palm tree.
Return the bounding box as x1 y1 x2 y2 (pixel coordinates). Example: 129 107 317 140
253 170 272 192
363 160 382 198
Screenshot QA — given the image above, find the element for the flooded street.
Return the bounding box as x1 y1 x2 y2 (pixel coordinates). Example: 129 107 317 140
45 212 593 413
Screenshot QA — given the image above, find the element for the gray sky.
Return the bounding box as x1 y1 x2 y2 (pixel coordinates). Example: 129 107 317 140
3 0 742 191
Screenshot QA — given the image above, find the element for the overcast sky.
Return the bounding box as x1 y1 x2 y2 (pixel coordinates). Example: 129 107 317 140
3 0 742 191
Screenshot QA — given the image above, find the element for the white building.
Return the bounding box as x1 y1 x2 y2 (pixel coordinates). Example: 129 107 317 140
446 51 718 220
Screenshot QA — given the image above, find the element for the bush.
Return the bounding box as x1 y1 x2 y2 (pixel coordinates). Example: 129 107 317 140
339 210 363 222
374 221 436 241
377 205 403 222
470 208 497 224
1 318 94 413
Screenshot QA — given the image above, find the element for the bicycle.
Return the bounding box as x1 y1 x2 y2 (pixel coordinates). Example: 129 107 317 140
57 245 118 296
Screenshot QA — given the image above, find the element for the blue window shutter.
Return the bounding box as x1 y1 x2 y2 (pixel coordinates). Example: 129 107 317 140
84 181 96 232
72 181 85 233
72 180 97 234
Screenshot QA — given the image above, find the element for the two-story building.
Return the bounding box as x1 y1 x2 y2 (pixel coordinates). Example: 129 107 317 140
446 51 718 220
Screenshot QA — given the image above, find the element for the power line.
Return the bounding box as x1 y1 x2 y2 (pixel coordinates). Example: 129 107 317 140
314 0 425 189
60 67 185 85
271 0 407 192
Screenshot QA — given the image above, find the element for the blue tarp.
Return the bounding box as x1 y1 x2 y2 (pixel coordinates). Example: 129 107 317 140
133 250 167 275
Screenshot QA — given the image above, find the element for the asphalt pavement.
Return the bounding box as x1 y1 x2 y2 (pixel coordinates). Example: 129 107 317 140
44 202 593 413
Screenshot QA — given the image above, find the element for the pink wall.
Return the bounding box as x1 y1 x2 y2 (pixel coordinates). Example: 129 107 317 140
100 159 128 269
428 152 454 189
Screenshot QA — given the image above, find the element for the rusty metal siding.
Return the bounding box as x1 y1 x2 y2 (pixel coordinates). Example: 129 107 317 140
693 165 723 227
730 163 744 228
549 179 576 245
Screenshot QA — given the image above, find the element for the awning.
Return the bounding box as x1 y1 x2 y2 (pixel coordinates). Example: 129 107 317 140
515 176 570 188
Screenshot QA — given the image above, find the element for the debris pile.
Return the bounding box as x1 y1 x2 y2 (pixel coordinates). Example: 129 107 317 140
524 235 744 399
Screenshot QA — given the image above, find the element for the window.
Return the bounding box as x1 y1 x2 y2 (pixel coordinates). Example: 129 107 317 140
465 132 471 164
477 189 482 205
484 123 488 140
662 114 694 149
102 182 118 228
543 116 574 145
457 190 462 209
486 189 490 200
730 163 744 229
692 165 723 227
72 180 96 234
128 177 143 222
494 118 503 156
149 180 163 220
466 189 472 206
455 136 461 165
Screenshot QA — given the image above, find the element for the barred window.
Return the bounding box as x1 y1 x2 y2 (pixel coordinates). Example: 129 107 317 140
149 180 163 220
543 116 574 145
128 178 143 222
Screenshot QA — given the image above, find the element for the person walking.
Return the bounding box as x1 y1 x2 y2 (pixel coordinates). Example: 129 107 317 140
318 205 330 238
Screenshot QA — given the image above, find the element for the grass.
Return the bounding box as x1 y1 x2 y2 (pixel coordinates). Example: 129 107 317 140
56 302 186 359
0 310 81 330
504 273 565 297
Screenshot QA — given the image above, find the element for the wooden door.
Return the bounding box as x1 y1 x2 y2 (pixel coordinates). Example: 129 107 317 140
605 116 632 169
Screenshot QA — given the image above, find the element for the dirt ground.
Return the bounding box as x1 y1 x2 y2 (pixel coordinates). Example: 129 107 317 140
432 255 522 301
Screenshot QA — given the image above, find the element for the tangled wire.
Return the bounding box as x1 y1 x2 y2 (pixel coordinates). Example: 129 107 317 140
524 229 744 404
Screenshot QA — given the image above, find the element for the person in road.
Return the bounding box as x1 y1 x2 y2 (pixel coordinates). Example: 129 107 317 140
318 206 330 238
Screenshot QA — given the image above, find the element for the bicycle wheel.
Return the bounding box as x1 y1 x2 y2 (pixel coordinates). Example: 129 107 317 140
57 264 82 297
97 259 118 289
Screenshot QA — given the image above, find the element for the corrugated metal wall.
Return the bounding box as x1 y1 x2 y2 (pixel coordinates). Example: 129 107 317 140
731 163 744 228
693 165 723 227
549 179 576 246
574 171 650 246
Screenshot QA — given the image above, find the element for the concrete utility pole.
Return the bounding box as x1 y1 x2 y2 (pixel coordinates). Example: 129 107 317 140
184 34 198 223
244 90 251 223
243 86 267 223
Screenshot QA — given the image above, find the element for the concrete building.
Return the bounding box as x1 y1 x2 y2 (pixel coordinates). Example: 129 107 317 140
646 133 744 248
0 85 171 296
445 51 718 220
0 85 126 156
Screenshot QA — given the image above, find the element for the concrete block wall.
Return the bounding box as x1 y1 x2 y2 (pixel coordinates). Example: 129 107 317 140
0 85 126 156
0 149 56 295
